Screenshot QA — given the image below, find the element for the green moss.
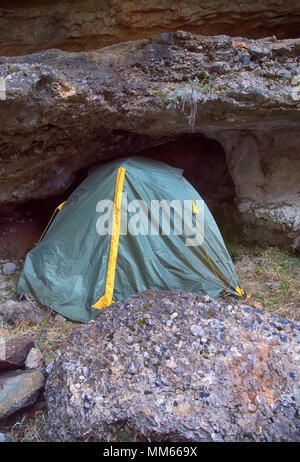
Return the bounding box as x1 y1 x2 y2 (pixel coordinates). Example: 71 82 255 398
150 89 166 98
7 64 19 74
116 431 132 443
207 311 217 317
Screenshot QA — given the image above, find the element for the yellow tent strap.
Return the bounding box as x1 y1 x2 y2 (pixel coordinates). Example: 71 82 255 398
203 237 245 297
92 167 126 310
228 269 244 296
37 201 65 244
192 201 245 297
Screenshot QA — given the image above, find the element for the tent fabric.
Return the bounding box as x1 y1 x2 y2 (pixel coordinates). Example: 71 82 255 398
17 156 244 323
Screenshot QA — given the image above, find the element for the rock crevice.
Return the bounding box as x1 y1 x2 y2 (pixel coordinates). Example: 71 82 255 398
0 0 300 56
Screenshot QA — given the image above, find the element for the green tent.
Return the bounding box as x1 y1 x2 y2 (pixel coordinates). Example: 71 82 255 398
17 156 245 323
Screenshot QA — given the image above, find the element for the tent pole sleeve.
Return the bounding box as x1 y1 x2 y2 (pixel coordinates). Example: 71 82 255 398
92 167 126 310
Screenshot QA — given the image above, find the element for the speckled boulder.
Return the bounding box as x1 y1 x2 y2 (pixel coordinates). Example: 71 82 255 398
44 291 300 442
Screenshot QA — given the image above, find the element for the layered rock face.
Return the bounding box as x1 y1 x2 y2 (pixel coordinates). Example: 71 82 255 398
0 33 299 246
44 291 300 442
0 0 300 56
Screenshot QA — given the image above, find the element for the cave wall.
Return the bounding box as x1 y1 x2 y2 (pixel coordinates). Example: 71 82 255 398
218 129 300 247
139 128 300 248
0 15 299 249
1 33 299 206
0 0 299 56
140 135 234 201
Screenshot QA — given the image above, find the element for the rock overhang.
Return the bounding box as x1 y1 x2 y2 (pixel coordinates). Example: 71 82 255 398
0 32 299 247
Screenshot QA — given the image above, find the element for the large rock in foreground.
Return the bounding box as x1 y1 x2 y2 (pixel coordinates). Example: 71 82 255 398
44 291 300 442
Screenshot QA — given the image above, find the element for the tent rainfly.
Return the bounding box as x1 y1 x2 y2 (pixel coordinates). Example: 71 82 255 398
17 156 245 323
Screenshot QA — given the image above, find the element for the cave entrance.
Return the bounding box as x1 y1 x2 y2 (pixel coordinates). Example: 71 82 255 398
140 134 234 206
1 133 242 259
138 133 242 243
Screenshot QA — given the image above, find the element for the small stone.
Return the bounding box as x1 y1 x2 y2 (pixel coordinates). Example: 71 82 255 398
46 363 54 375
248 404 257 412
0 300 43 325
0 337 35 371
266 283 279 289
277 69 291 79
0 432 14 442
2 263 16 275
241 53 251 65
55 314 67 323
0 291 9 297
69 384 78 394
190 324 204 337
127 363 137 374
249 45 269 56
25 348 44 370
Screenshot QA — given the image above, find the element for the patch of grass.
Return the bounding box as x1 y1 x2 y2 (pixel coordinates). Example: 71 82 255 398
6 64 19 74
0 310 79 363
165 76 210 131
231 245 300 320
9 411 46 442
0 266 80 363
0 293 79 442
116 430 132 443
149 89 166 98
